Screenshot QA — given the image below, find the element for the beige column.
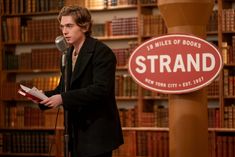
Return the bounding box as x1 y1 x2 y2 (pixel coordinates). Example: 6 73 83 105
158 0 214 157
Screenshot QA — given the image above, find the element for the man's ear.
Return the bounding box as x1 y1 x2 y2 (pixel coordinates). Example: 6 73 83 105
81 27 88 33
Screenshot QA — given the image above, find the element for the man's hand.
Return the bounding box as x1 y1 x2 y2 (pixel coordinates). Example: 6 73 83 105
40 94 63 108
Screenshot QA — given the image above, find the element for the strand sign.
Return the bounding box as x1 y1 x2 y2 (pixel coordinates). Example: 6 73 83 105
128 34 223 94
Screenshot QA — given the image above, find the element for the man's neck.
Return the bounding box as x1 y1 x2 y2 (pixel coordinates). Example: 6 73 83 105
73 37 86 53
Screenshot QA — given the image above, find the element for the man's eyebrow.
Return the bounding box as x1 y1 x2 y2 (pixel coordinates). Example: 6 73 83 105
60 23 74 26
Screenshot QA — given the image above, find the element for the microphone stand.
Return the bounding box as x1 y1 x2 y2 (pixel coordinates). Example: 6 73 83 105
62 52 70 157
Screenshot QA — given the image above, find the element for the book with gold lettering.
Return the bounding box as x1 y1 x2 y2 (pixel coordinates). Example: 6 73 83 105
18 84 48 102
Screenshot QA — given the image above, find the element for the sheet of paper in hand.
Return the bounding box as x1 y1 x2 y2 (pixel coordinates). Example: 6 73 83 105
18 84 48 102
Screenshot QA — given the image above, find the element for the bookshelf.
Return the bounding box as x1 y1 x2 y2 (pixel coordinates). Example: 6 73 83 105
1 0 235 157
218 0 235 130
0 0 64 157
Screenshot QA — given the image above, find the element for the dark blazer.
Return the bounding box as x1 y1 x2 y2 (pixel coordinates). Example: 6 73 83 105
42 36 124 157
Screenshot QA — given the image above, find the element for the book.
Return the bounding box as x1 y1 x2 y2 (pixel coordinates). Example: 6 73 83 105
18 84 48 102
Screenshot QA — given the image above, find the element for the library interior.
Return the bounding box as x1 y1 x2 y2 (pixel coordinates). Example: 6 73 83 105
0 0 235 157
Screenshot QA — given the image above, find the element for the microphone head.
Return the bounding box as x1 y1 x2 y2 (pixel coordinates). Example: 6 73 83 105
55 35 69 53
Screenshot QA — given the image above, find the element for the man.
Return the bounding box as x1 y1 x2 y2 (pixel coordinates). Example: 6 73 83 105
40 5 124 157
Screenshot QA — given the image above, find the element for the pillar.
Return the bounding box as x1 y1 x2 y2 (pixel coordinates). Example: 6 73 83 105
158 0 214 157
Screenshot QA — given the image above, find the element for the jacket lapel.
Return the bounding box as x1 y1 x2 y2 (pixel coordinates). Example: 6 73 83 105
70 37 95 86
65 47 73 90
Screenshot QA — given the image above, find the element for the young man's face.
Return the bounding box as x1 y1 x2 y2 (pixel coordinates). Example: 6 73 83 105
60 15 86 45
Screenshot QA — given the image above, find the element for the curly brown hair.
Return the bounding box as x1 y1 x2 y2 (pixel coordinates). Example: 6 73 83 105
57 6 92 37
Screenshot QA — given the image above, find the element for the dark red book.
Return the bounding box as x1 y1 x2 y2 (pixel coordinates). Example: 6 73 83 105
18 84 48 102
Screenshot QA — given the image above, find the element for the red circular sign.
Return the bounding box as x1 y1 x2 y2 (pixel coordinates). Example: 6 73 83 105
128 34 223 94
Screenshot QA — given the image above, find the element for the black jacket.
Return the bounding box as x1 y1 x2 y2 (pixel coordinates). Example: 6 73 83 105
42 36 124 157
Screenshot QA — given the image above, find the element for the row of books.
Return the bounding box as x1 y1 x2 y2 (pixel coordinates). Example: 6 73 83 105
139 105 220 128
2 17 61 42
4 45 137 70
115 131 235 157
0 0 63 14
92 17 138 37
92 23 106 37
0 97 221 128
138 108 168 128
116 130 168 157
224 69 235 97
1 128 235 157
0 131 55 154
222 9 235 32
208 107 220 128
0 102 64 128
2 13 220 43
221 39 235 65
207 80 220 97
2 16 139 43
2 17 21 42
113 130 136 157
113 48 132 67
139 14 167 36
1 77 60 101
0 75 142 100
136 102 219 128
4 48 61 70
215 135 235 157
142 79 219 97
207 10 218 32
140 0 157 4
136 131 169 157
107 0 137 7
26 18 61 42
224 105 235 128
112 17 138 36
0 101 147 128
85 0 137 9
0 77 220 101
114 41 138 66
119 108 137 127
115 75 138 97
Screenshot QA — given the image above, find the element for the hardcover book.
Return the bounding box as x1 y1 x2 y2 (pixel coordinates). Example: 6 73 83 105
18 84 48 102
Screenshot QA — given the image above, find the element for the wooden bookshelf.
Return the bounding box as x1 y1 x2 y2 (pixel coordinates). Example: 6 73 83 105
1 0 235 157
0 0 64 156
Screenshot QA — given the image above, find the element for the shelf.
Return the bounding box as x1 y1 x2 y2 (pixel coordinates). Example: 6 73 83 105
3 41 55 45
209 128 235 132
96 35 138 41
224 63 235 67
140 3 158 8
2 126 235 133
1 11 58 17
122 127 169 131
116 96 138 100
3 35 138 45
0 127 57 131
141 32 220 39
123 127 235 132
223 96 235 99
208 96 220 99
207 31 219 35
0 1 235 157
89 5 137 11
0 153 55 157
143 96 168 100
116 66 128 70
222 31 235 34
2 69 60 74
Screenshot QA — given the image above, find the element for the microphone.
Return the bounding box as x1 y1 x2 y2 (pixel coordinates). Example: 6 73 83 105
55 36 69 157
55 35 69 67
55 35 69 54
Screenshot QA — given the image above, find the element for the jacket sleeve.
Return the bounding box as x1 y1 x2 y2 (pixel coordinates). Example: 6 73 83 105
38 76 64 110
